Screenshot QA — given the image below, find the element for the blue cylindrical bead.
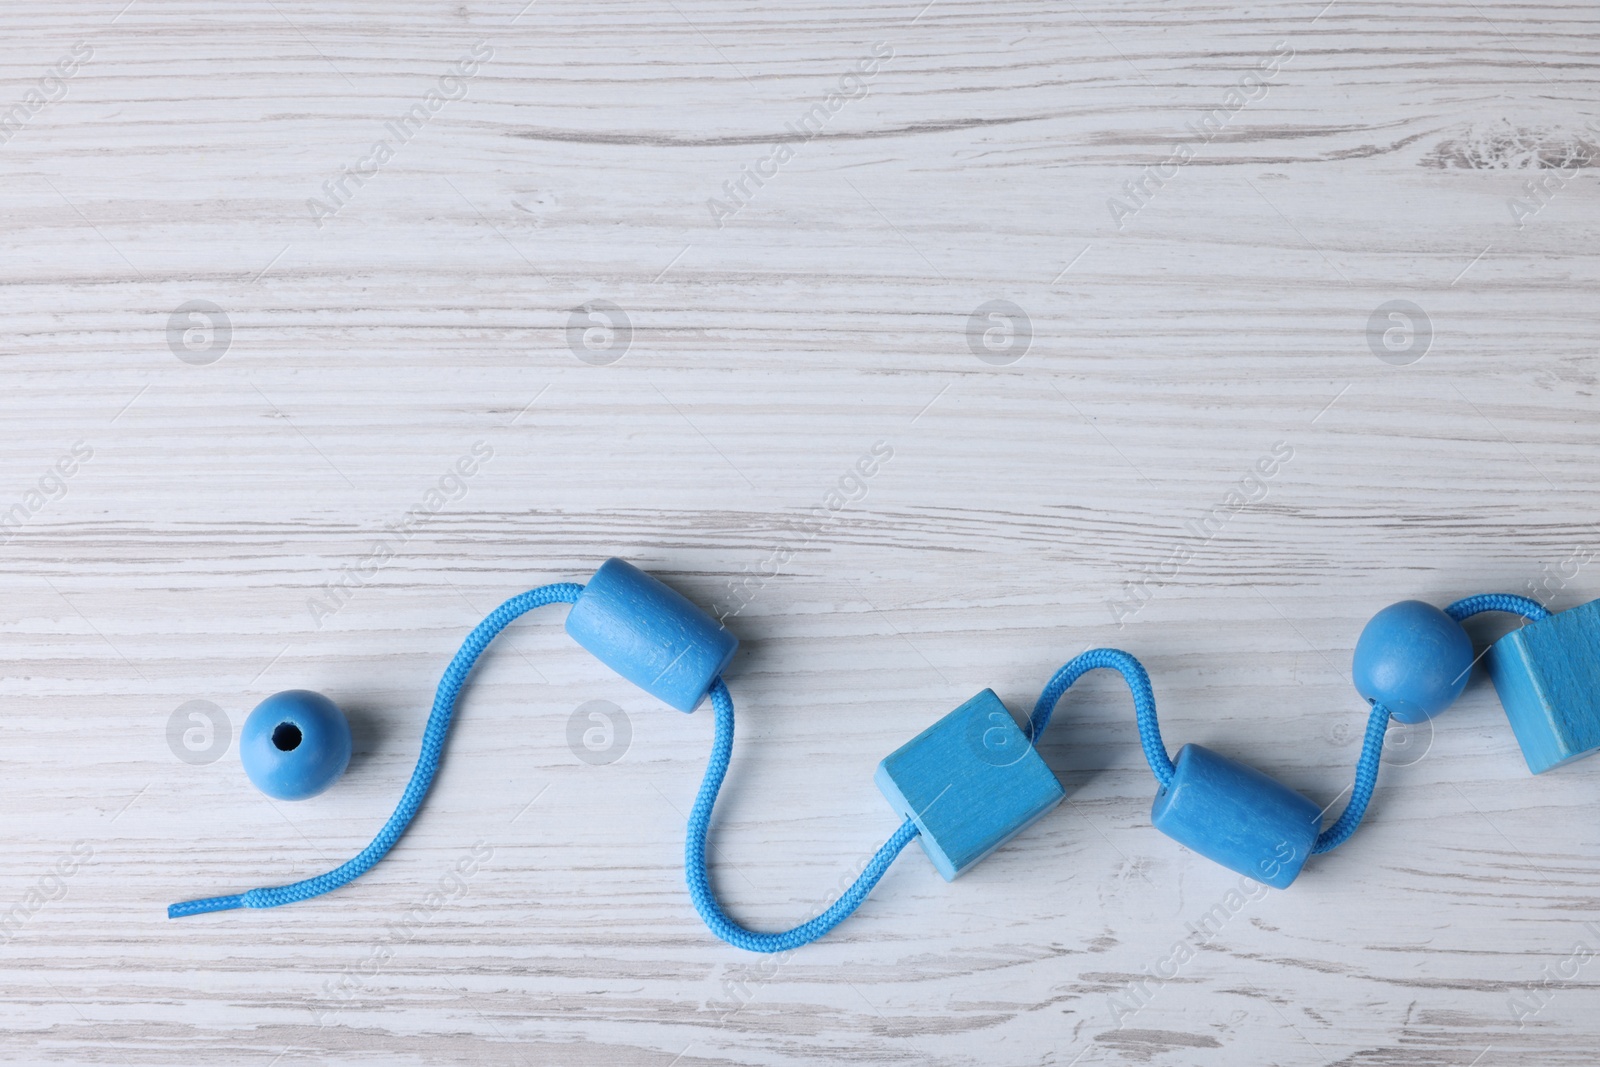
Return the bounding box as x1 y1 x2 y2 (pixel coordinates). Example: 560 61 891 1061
565 558 738 712
1150 744 1320 889
240 690 352 801
1352 600 1474 724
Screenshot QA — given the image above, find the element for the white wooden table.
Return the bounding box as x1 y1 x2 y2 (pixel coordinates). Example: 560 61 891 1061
3 1 1597 1063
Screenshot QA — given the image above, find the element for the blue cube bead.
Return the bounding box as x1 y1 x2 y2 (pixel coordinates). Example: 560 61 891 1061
565 558 737 713
1487 598 1600 774
1352 600 1474 724
1150 744 1320 889
875 689 1064 881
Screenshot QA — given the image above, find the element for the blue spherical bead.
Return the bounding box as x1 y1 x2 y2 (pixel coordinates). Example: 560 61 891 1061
1352 601 1474 724
240 690 352 800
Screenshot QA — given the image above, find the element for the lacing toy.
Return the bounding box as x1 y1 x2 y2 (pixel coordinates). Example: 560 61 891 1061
169 560 1588 953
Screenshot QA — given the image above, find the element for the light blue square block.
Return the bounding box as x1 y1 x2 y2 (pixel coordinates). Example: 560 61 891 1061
875 689 1065 881
1487 598 1600 774
1150 744 1320 890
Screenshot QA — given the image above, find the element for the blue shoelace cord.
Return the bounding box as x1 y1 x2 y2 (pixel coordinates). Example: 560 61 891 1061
685 678 921 953
1026 594 1552 858
168 581 585 918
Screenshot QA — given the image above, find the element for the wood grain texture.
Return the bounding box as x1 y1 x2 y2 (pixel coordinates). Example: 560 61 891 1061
1 0 1597 1063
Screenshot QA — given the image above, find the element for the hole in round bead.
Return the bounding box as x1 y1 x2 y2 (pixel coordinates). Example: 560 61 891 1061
272 722 303 752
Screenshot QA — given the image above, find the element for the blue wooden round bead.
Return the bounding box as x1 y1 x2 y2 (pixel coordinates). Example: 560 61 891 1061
1352 600 1474 724
240 690 352 800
